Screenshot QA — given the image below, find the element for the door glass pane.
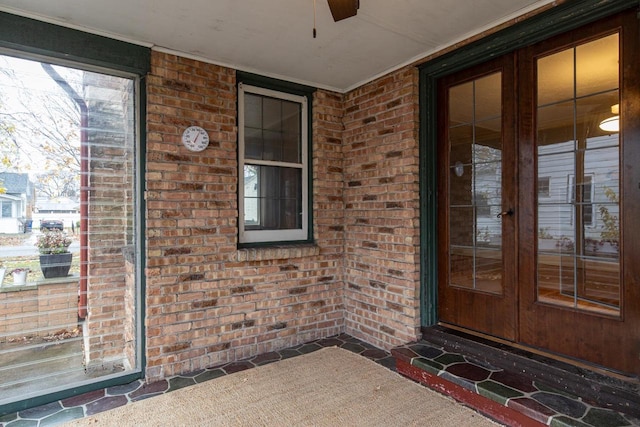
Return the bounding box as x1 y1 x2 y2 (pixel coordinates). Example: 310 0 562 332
536 34 620 315
448 72 503 294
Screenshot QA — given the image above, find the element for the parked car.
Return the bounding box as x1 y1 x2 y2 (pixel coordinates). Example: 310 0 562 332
40 219 64 231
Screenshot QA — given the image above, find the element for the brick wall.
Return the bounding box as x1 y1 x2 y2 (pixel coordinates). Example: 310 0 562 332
0 279 78 341
342 67 421 349
144 52 346 381
84 73 134 369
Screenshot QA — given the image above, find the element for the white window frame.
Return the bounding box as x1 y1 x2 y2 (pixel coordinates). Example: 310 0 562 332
238 83 308 244
568 174 595 227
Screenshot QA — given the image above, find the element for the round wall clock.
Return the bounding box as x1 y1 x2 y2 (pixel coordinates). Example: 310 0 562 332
181 126 209 152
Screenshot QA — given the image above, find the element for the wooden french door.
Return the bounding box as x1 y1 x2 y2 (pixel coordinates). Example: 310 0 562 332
437 10 640 376
437 55 518 341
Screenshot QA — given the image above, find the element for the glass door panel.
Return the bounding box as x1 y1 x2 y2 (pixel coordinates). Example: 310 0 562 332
535 33 620 315
448 72 503 294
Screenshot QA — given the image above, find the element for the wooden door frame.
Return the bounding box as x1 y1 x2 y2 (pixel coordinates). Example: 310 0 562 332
419 0 637 326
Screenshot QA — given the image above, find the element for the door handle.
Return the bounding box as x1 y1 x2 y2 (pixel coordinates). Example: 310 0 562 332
497 208 514 218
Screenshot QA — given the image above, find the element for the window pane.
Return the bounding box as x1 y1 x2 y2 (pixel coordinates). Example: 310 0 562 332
245 128 263 159
538 48 574 105
447 72 503 295
536 35 620 314
0 55 139 403
244 93 262 129
244 165 302 231
576 34 618 98
243 93 301 163
1 202 11 218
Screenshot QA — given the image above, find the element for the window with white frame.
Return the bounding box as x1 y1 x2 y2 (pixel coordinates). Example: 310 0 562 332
238 83 308 244
568 174 595 227
1 201 11 218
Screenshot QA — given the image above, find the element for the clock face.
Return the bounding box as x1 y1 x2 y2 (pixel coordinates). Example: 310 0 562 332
181 126 209 152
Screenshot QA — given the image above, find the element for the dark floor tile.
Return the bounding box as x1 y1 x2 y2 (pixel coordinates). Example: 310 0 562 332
535 381 580 400
533 392 588 419
194 368 226 383
61 389 106 407
222 361 254 374
408 343 443 359
340 342 367 354
128 379 169 399
490 370 539 393
582 408 633 427
477 380 524 405
440 370 478 390
39 407 85 426
167 376 197 392
392 347 419 360
434 352 466 366
251 351 281 365
0 413 18 423
85 395 128 416
446 362 491 382
297 343 322 354
105 380 142 396
178 369 204 378
550 415 592 427
508 397 557 424
222 360 255 374
130 392 163 402
359 342 379 351
18 401 62 419
278 348 302 359
361 348 389 360
341 334 363 343
6 420 38 427
375 356 396 371
465 356 503 372
412 357 443 375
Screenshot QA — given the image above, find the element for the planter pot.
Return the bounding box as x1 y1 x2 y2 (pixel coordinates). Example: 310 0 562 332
39 252 72 278
12 270 27 285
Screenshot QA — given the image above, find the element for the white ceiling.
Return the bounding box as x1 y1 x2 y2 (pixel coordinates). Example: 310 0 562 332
0 0 554 93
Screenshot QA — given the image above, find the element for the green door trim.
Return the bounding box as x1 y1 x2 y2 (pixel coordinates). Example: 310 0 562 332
419 0 638 326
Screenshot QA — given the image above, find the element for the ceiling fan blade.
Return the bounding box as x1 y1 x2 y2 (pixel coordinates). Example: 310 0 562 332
327 0 359 22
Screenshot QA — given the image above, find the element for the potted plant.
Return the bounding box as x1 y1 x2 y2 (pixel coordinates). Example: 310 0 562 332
10 268 29 285
35 230 73 278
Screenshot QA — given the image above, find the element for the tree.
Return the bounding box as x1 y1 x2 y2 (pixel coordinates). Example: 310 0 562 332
0 56 81 197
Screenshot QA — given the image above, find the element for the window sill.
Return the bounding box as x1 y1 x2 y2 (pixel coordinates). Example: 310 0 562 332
236 243 319 262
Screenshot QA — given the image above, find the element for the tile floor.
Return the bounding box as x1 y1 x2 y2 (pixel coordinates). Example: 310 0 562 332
0 334 395 426
3 333 638 426
393 341 640 427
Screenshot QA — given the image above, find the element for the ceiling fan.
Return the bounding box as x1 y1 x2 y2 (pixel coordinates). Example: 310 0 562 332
313 0 360 37
327 0 360 22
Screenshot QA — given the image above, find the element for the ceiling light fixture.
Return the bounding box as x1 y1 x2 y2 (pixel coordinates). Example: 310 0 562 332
599 103 619 133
